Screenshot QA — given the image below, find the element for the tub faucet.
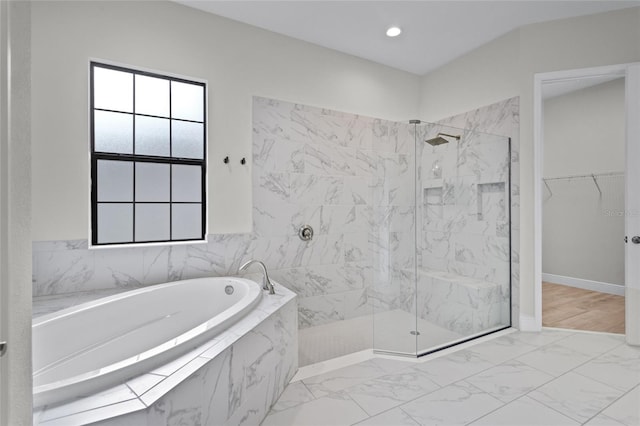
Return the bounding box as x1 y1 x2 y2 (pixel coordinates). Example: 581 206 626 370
239 260 275 295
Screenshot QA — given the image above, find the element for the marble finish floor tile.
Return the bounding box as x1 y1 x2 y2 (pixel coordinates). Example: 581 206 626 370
466 335 539 364
353 407 420 426
510 329 574 347
528 371 624 423
585 414 628 425
266 330 640 426
271 381 315 412
470 395 579 426
553 332 625 357
302 358 412 398
345 367 441 416
599 385 640 426
516 342 593 376
399 381 504 426
412 349 494 387
465 359 555 402
261 394 369 426
573 349 640 392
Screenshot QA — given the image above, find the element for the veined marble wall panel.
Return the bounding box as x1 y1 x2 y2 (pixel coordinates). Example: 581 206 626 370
427 97 520 328
253 96 381 330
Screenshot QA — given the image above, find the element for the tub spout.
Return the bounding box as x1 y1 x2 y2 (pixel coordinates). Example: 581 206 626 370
239 260 275 295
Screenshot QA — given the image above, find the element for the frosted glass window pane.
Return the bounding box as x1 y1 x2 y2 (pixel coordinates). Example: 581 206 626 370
94 111 133 154
98 203 133 244
97 160 133 201
171 81 204 121
94 67 133 113
172 121 204 159
135 116 169 156
135 163 170 202
172 165 201 202
172 204 202 240
135 75 170 117
135 203 169 242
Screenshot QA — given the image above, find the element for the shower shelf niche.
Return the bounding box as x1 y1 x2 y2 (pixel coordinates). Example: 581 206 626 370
477 182 506 222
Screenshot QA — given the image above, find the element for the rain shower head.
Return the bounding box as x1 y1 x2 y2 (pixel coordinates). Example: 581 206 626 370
425 132 461 146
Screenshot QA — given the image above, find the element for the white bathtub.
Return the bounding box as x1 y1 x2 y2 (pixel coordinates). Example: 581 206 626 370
33 277 262 408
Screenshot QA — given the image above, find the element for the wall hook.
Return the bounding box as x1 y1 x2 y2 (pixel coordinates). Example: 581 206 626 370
241 157 246 165
223 156 229 164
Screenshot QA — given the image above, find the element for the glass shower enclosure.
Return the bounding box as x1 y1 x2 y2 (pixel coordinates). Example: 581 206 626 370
372 121 511 356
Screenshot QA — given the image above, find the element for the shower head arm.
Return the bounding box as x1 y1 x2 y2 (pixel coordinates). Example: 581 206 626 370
438 132 461 140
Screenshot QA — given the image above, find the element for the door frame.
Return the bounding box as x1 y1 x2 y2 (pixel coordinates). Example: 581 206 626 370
533 63 640 333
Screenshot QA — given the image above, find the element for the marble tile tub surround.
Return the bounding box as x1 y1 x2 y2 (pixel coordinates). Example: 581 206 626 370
264 329 639 426
33 283 297 426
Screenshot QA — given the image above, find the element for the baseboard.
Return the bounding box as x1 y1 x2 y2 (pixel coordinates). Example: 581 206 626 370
542 273 625 296
518 315 541 332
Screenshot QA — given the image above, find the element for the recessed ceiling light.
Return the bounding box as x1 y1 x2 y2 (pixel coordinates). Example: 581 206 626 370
386 26 402 37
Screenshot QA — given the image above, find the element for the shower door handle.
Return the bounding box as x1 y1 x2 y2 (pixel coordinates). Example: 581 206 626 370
0 341 6 357
632 236 640 244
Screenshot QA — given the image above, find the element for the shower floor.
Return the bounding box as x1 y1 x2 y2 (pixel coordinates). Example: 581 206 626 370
298 310 463 366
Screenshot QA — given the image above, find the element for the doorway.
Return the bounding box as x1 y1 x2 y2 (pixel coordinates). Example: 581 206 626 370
541 75 625 333
533 63 640 344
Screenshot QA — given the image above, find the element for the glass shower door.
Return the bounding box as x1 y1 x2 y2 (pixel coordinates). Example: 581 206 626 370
371 121 420 356
416 124 511 355
371 120 511 357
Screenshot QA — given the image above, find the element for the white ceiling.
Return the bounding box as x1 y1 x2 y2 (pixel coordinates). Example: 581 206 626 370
176 1 640 75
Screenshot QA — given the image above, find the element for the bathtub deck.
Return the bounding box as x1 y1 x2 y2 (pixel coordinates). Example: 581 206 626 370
32 281 297 426
33 288 133 318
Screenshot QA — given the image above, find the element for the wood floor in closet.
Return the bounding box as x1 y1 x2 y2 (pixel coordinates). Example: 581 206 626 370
542 281 625 334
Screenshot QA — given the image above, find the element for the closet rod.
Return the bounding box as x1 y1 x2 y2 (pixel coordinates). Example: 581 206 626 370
542 171 624 197
543 171 624 182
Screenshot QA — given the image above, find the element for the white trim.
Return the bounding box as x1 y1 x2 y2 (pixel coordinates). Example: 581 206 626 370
518 315 540 332
542 273 625 296
533 62 640 335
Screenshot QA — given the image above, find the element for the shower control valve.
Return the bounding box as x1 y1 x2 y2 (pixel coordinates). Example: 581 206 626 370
298 225 314 241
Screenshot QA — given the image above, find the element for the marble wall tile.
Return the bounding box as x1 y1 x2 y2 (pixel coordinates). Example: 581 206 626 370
255 172 291 206
431 96 520 328
32 239 88 252
253 97 312 144
356 150 377 177
290 174 344 205
304 143 357 176
253 136 305 174
372 119 391 153
33 249 95 296
389 122 413 155
298 293 345 328
270 264 361 298
344 288 372 320
342 176 372 205
93 248 144 290
345 232 369 263
253 203 300 238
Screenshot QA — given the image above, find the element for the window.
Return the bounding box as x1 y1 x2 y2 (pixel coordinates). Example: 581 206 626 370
90 62 206 246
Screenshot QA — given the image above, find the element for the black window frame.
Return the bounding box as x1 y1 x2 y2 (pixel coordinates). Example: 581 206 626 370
90 61 207 246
